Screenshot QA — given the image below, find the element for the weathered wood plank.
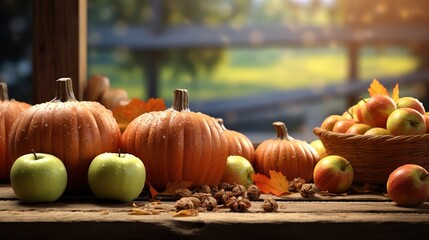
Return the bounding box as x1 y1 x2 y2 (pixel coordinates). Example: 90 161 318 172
0 184 392 202
1 201 428 240
1 200 427 215
1 180 428 240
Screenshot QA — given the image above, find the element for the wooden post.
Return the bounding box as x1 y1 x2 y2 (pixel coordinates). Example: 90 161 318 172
33 0 87 103
347 42 359 105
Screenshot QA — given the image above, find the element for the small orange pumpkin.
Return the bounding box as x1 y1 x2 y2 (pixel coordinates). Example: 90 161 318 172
0 83 31 181
217 118 255 164
8 78 122 192
122 89 228 191
254 121 319 181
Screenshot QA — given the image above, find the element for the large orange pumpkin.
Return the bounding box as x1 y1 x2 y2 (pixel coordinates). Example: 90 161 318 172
8 78 121 192
217 118 255 164
122 89 228 191
0 83 31 181
254 121 319 181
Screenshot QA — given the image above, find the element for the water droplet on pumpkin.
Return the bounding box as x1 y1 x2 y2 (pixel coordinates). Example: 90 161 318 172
45 123 49 127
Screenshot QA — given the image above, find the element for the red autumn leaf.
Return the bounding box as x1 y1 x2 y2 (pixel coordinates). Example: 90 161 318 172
252 170 291 196
149 181 194 199
112 98 166 131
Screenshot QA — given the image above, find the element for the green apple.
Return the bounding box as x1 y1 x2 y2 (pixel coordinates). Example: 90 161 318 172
221 155 255 188
10 152 67 203
88 152 146 202
386 108 426 135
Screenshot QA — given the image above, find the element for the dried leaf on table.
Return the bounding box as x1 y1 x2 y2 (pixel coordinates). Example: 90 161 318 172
112 98 166 131
172 209 199 217
252 170 291 196
318 191 349 196
149 181 194 199
130 208 153 215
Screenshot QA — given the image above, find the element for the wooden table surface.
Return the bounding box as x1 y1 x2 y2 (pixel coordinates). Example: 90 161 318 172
1 184 428 240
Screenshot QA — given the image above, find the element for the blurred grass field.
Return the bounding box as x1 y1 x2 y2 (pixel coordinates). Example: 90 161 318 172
88 46 419 102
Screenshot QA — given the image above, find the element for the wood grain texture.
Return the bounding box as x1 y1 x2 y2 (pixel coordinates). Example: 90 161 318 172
33 0 87 103
1 184 428 240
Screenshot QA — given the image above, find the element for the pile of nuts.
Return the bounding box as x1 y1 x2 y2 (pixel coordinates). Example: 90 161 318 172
173 182 278 213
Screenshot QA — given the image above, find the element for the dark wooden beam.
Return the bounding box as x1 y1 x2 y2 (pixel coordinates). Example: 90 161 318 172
33 0 87 103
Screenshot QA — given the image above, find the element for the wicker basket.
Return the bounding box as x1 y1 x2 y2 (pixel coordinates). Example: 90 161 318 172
313 127 429 184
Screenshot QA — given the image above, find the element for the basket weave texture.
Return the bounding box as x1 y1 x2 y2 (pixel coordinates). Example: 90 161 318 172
313 127 429 184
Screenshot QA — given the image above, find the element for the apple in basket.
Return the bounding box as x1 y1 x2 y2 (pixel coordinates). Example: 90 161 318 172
320 115 343 131
361 94 397 128
364 127 389 136
424 115 429 134
386 108 426 135
396 97 426 115
332 119 357 133
345 123 372 135
387 164 429 207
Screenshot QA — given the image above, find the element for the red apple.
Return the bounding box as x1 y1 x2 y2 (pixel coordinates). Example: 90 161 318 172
313 155 354 193
364 127 389 136
332 119 357 133
386 108 426 135
387 164 429 207
396 97 426 115
321 115 343 131
345 123 372 135
361 94 397 128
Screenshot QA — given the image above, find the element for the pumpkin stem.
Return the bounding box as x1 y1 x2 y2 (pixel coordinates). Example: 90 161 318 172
273 121 291 140
52 78 77 102
171 89 190 112
216 118 227 130
0 82 9 101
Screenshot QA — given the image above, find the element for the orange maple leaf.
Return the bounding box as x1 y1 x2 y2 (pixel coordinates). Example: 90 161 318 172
368 79 400 100
149 181 194 199
391 83 399 101
368 79 389 97
112 98 166 131
252 170 291 196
